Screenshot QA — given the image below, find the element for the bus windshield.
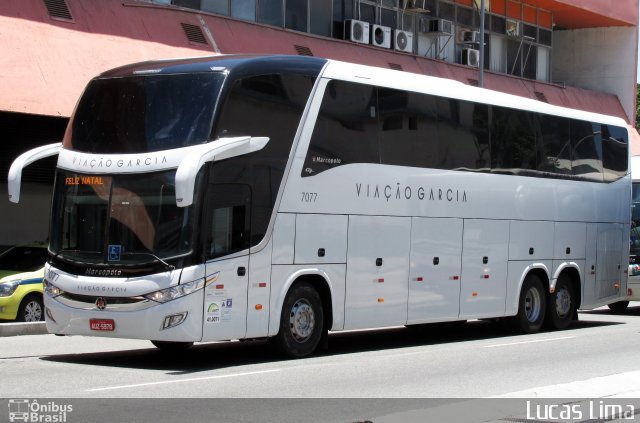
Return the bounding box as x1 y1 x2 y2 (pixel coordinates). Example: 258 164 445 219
65 72 224 153
50 169 198 268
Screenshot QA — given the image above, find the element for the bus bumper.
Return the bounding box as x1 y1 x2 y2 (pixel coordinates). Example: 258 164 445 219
43 290 204 342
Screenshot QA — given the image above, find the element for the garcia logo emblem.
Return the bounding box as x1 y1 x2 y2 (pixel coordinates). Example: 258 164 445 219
95 297 107 310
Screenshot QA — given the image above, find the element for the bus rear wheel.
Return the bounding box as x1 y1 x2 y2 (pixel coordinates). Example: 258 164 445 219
511 274 546 334
275 282 324 359
545 274 575 330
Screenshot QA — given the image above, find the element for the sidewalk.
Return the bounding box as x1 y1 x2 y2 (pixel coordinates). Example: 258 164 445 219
0 322 47 337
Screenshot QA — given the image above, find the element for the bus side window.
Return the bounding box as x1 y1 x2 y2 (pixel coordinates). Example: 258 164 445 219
601 124 628 181
571 119 603 182
538 114 571 176
204 184 251 260
303 80 379 176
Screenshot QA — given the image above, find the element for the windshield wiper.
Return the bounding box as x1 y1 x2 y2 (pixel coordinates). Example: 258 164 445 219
122 252 175 271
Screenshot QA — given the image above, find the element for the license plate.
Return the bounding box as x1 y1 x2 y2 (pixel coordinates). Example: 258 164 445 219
90 319 115 331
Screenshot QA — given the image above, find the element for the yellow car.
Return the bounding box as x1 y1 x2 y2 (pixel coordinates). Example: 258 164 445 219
0 244 47 322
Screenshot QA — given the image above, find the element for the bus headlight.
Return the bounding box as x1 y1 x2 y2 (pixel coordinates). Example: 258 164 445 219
0 280 20 297
44 279 64 297
144 278 207 303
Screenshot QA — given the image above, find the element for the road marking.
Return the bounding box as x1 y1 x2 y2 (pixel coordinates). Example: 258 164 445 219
483 335 576 348
86 369 279 392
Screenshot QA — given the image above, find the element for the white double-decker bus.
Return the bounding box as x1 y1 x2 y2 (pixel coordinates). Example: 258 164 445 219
9 55 630 357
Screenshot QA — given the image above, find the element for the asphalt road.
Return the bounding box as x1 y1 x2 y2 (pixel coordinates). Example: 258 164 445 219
2 304 640 402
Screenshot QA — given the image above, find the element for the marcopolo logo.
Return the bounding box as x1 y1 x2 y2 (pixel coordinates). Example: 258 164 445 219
8 399 73 422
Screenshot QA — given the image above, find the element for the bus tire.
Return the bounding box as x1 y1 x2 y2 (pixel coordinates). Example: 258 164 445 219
607 301 629 313
151 340 193 352
511 274 546 334
545 274 575 330
275 282 324 359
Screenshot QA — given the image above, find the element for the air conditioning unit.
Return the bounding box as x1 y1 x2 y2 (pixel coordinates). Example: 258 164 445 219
371 24 391 48
344 19 370 44
462 48 480 67
459 30 480 44
506 19 520 37
421 18 453 35
394 29 413 53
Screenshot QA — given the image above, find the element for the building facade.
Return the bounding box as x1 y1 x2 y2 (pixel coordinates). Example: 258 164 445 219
0 0 637 244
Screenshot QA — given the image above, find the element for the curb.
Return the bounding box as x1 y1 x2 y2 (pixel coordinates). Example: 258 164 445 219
0 322 48 337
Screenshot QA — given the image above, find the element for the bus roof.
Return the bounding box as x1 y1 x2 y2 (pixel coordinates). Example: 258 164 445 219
321 58 629 128
97 54 327 79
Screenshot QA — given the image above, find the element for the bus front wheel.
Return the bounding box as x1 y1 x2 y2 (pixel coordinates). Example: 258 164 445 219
275 282 324 359
511 274 546 334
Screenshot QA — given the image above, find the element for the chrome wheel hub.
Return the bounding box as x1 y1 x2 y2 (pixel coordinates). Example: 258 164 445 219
555 287 571 318
289 299 315 343
524 287 542 323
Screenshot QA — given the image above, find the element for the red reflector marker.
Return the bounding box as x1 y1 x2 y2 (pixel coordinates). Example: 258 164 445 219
216 284 224 289
416 277 423 282
483 275 490 279
258 282 267 288
377 278 385 283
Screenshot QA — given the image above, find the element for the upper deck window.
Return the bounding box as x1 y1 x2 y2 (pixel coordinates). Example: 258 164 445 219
65 73 224 154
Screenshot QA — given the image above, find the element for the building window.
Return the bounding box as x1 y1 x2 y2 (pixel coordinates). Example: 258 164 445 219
310 0 332 36
231 0 256 21
286 0 308 32
258 0 283 26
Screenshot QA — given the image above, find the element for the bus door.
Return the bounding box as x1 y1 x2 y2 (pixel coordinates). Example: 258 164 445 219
594 223 625 302
201 183 251 341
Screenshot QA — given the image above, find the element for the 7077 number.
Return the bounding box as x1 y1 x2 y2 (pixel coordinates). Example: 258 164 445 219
301 192 318 203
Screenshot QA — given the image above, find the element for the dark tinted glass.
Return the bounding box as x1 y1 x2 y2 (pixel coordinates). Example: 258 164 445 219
439 1 455 20
70 73 223 153
201 0 228 14
0 246 47 272
456 6 472 26
452 100 490 170
538 114 571 175
522 44 537 79
507 38 521 76
258 0 283 26
539 29 552 46
523 24 537 40
571 120 603 181
378 89 439 169
380 8 397 28
491 107 537 174
285 0 308 31
304 81 379 176
601 125 628 181
332 0 353 38
310 0 332 36
212 74 315 244
172 0 200 10
491 15 505 33
360 3 376 24
204 184 251 259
